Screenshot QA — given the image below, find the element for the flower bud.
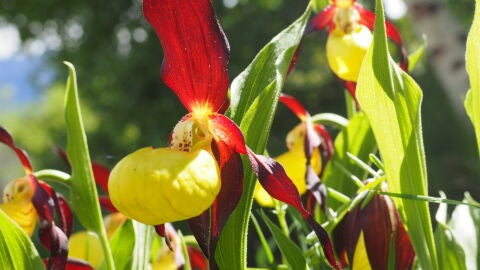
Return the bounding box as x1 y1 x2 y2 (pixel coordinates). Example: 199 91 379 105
108 145 221 225
68 231 104 268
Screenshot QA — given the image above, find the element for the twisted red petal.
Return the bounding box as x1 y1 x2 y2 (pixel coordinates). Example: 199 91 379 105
305 5 336 34
279 94 310 120
188 140 243 269
187 246 208 270
209 114 247 154
92 163 110 194
0 126 33 174
143 0 230 112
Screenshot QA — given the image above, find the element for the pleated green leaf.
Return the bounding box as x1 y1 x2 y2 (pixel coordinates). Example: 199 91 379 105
64 62 114 269
217 5 312 269
355 1 438 269
465 0 480 158
260 212 308 270
0 209 44 270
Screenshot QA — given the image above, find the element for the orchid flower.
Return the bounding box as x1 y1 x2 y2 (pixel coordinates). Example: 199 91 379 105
332 182 415 269
306 0 408 98
0 126 92 270
254 94 334 209
108 0 339 268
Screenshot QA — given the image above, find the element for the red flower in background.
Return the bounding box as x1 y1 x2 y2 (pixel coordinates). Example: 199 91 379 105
107 0 340 269
305 0 408 99
0 127 92 270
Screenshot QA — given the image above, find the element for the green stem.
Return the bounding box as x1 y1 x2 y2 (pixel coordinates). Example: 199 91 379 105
98 227 115 270
33 169 71 186
379 191 480 208
310 113 348 129
274 201 290 237
250 213 274 265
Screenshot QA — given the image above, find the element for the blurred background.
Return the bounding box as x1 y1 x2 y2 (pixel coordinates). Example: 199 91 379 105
0 0 478 203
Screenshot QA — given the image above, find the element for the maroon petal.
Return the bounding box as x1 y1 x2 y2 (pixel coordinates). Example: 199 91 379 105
314 124 334 165
0 126 33 174
247 148 308 217
188 140 243 269
305 5 336 34
56 194 73 237
143 0 230 113
393 211 415 269
43 225 69 270
332 206 362 268
209 113 247 155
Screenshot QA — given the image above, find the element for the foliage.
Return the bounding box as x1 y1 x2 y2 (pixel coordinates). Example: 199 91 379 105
1 0 480 269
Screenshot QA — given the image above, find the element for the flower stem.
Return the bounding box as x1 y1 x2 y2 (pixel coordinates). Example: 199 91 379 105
98 227 115 270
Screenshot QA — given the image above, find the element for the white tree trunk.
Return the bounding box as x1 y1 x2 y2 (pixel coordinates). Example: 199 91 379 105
406 0 469 116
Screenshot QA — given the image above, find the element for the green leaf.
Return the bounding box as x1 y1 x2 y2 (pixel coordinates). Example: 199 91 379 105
434 194 467 270
109 219 135 270
0 209 44 270
260 212 308 270
217 5 312 270
465 0 480 158
130 221 153 270
407 35 427 73
63 62 115 269
322 111 375 209
448 194 480 270
355 1 438 269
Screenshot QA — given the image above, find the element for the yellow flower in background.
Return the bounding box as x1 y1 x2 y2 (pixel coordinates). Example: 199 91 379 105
0 177 37 236
254 124 322 207
326 24 372 82
68 231 104 268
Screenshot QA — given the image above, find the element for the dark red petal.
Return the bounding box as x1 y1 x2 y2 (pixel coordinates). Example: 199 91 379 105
154 224 174 251
279 94 310 120
247 148 309 217
188 140 243 269
0 126 33 174
393 211 415 269
92 163 110 194
305 5 336 34
65 258 94 270
355 4 409 70
56 194 73 237
187 246 208 270
314 124 334 165
143 0 230 112
360 195 393 270
31 176 55 223
209 114 247 154
43 225 69 270
332 206 362 268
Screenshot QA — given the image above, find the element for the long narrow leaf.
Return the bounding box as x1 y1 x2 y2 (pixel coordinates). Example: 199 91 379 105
355 1 437 269
63 62 114 269
217 5 312 269
465 0 480 158
260 212 308 270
